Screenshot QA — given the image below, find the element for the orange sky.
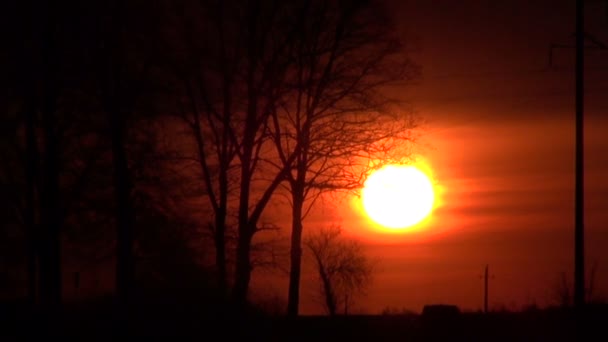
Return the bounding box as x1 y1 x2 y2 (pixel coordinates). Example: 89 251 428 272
252 0 608 315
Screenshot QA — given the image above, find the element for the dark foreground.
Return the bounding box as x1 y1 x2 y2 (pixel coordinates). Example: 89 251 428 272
2 299 607 341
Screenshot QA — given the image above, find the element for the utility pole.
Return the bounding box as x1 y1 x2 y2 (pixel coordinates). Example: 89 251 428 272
574 0 585 309
550 0 591 311
549 0 608 311
479 264 493 313
484 264 489 313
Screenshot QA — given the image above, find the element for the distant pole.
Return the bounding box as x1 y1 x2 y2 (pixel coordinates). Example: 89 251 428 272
574 0 585 309
344 294 348 315
484 264 489 313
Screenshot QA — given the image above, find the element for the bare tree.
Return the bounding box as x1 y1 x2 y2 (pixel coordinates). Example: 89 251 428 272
38 0 62 314
3 0 123 313
551 261 601 308
305 225 373 316
231 0 313 306
161 0 309 305
97 0 137 311
160 0 244 297
160 1 413 309
269 0 418 316
552 271 572 308
5 0 43 307
97 0 159 309
587 260 599 303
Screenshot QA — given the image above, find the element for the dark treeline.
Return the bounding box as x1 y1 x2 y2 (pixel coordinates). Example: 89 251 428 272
1 0 417 332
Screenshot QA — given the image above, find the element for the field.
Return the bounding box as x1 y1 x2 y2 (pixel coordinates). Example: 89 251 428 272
2 299 607 341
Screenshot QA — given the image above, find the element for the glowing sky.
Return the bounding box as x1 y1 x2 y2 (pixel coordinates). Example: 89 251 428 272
252 0 608 314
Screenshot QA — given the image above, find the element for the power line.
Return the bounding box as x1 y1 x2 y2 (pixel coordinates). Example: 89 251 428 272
423 65 608 81
416 85 608 135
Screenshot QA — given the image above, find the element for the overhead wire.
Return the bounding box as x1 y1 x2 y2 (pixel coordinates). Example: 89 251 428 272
410 64 608 134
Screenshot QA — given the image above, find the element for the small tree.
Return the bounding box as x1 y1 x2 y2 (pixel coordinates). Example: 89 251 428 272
551 261 601 308
305 225 373 316
552 272 571 308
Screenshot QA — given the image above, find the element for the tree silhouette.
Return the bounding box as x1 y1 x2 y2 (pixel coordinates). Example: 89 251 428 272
95 0 165 312
552 261 602 308
268 0 418 316
97 0 137 313
155 0 416 309
230 0 309 307
160 0 243 296
38 0 62 315
2 0 114 313
305 225 373 316
159 0 309 306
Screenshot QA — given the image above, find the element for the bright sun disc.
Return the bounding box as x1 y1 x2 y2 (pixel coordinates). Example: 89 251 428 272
362 165 435 229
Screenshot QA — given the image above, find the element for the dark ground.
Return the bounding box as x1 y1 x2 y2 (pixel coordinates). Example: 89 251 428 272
1 299 607 341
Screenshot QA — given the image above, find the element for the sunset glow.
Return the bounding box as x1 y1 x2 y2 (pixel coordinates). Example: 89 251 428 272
362 165 435 230
6 1 608 338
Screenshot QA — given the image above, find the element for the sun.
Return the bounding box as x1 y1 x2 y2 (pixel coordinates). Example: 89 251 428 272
362 165 435 229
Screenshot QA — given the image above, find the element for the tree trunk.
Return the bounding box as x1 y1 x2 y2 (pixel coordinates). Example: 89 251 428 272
232 114 255 305
287 115 310 317
233 220 253 306
39 99 62 313
232 0 258 307
39 0 61 314
227 97 251 305
189 95 229 297
233 132 255 305
216 52 231 297
214 205 227 296
110 110 134 308
287 185 304 317
320 270 336 316
102 0 134 310
24 101 39 307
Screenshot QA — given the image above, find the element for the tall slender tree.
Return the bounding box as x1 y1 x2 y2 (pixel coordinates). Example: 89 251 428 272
231 0 310 306
162 0 306 305
38 0 62 314
98 0 137 309
24 98 39 307
268 0 418 316
165 0 243 296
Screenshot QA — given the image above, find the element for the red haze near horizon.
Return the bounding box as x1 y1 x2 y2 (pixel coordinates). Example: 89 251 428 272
252 0 608 315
